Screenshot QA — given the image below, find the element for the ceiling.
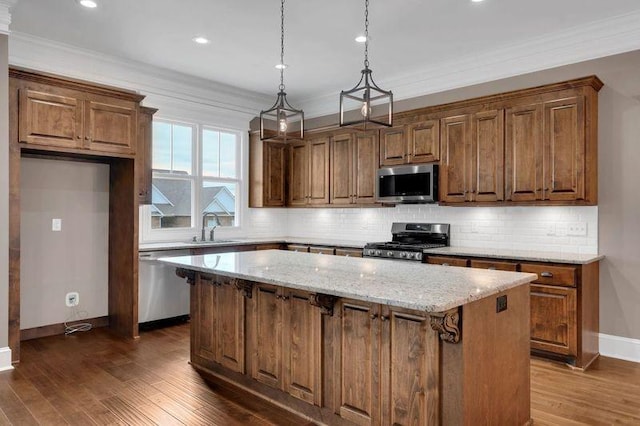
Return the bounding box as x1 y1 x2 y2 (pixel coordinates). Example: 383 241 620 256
9 0 640 108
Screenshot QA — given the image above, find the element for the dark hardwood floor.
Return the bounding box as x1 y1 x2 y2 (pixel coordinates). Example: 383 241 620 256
1 323 638 425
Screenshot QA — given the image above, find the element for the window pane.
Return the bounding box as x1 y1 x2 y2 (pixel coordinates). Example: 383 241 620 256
151 178 192 229
152 122 171 171
201 181 236 227
172 125 193 174
202 129 220 177
220 132 237 178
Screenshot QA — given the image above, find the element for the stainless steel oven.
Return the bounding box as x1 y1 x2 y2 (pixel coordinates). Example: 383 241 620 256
375 163 438 203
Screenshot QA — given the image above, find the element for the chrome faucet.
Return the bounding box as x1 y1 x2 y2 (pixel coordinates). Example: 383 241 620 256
201 212 221 241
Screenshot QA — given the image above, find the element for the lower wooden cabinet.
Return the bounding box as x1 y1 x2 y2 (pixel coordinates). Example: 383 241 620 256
530 284 577 356
426 255 469 267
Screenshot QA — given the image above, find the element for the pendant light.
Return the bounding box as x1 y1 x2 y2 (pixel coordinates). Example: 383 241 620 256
340 0 393 129
260 0 304 141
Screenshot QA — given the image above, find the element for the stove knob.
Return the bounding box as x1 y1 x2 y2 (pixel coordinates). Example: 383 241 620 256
415 252 423 261
406 252 414 259
387 251 394 257
368 249 375 256
375 250 381 256
400 252 407 258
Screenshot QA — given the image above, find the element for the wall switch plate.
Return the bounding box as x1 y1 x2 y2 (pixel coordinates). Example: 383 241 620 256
52 218 62 232
567 222 587 236
66 292 79 307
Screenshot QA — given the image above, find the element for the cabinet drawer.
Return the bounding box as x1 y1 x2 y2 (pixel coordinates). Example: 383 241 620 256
309 246 335 255
470 259 518 271
520 263 577 287
335 248 363 258
287 244 310 253
530 284 577 356
256 243 285 250
426 256 469 267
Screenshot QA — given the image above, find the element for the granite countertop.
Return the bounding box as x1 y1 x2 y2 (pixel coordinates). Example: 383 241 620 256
424 246 603 265
139 237 366 252
158 250 536 313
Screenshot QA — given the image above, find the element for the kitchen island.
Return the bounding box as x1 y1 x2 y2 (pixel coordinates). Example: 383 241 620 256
160 250 537 425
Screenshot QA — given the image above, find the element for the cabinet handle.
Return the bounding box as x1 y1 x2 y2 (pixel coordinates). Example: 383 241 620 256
370 314 378 320
540 272 553 278
470 190 476 194
380 315 388 322
76 135 81 139
442 263 450 266
536 188 542 192
85 136 90 140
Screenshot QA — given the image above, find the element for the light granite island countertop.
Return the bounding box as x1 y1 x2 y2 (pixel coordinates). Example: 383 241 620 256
158 249 536 313
160 249 536 425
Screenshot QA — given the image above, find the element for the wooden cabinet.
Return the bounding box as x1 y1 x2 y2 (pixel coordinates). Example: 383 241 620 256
440 110 504 204
288 135 330 206
331 131 379 205
309 246 335 255
249 132 287 207
529 284 577 356
287 244 309 252
335 248 363 258
469 259 518 271
136 106 157 204
379 119 439 166
426 255 469 267
334 299 439 425
505 92 593 203
192 274 245 373
18 84 138 156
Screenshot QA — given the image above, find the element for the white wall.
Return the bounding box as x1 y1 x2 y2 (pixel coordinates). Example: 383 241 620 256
20 158 109 329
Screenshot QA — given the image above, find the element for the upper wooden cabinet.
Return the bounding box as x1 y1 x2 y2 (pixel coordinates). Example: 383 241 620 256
249 132 287 207
136 106 157 204
288 135 330 206
331 130 379 205
379 119 439 166
12 68 144 157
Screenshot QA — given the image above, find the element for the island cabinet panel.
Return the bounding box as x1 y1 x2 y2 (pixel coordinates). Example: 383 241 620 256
380 307 440 426
529 284 577 356
251 284 283 388
192 275 217 363
216 280 246 373
336 300 381 426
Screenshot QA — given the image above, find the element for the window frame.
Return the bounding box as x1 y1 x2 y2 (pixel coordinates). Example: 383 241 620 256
141 117 243 242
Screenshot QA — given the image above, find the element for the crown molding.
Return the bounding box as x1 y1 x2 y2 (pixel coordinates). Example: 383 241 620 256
9 31 271 120
302 9 640 118
0 0 17 35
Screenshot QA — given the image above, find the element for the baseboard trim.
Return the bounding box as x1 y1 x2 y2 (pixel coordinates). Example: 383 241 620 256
20 316 109 341
0 347 13 372
599 333 640 363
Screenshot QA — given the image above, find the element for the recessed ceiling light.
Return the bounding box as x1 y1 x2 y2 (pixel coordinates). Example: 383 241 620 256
78 0 98 8
471 0 485 2
355 35 367 43
192 36 210 45
275 63 288 70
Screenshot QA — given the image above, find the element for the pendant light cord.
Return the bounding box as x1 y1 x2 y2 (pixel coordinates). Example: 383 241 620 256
364 0 369 68
280 0 285 91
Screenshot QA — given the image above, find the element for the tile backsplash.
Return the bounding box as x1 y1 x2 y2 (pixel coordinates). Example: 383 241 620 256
249 205 598 254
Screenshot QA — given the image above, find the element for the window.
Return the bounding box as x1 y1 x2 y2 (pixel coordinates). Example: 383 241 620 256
149 120 241 233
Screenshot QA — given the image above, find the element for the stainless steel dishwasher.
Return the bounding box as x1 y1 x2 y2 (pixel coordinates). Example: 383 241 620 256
138 250 191 326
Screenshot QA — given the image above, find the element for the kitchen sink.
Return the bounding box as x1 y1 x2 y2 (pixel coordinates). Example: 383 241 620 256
189 239 238 244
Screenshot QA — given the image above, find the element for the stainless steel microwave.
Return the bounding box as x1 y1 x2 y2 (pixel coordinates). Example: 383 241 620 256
375 164 439 203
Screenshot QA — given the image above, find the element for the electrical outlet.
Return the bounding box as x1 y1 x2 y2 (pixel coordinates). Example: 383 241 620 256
52 218 62 232
567 222 587 236
66 292 79 307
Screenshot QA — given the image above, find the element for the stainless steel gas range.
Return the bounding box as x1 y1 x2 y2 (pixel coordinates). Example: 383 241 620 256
363 223 450 261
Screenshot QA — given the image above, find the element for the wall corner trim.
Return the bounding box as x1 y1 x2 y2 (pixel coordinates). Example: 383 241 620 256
0 347 14 371
599 333 640 363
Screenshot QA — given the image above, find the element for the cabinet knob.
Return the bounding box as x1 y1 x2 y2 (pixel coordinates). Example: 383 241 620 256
380 315 388 322
540 272 553 278
85 136 90 140
488 266 496 270
76 135 81 139
536 188 542 192
370 314 378 320
442 263 450 266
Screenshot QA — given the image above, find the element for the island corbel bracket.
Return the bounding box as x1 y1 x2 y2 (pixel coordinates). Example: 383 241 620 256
175 268 196 285
309 293 339 316
234 279 254 299
430 307 462 344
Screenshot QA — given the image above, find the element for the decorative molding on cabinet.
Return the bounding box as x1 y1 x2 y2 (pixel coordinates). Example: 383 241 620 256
0 0 17 34
600 333 640 363
300 9 640 118
430 308 461 344
0 347 13 371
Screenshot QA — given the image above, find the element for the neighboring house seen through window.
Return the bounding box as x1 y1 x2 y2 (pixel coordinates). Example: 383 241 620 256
151 120 240 231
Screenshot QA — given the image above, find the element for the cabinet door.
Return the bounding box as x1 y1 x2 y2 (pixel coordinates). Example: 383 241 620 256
379 126 407 166
192 276 217 363
288 141 308 206
472 110 504 202
381 307 439 426
19 88 84 149
308 136 330 205
440 115 471 203
216 281 245 373
426 256 469 267
283 290 322 405
336 300 381 425
505 103 543 201
251 284 283 388
85 99 137 155
331 132 354 205
544 96 585 201
530 284 577 356
407 119 439 163
353 131 379 204
469 259 518 271
136 107 156 204
264 141 287 206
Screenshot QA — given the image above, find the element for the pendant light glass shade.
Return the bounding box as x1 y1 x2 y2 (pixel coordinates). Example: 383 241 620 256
260 0 304 141
340 0 393 129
